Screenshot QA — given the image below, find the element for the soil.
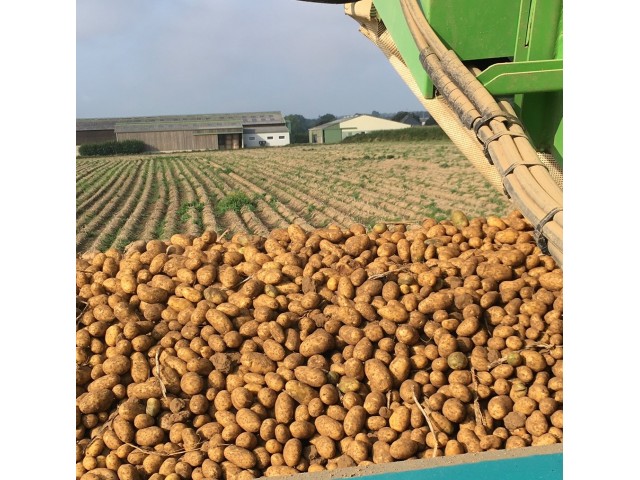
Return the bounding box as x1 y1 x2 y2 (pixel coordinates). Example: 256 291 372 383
76 140 511 253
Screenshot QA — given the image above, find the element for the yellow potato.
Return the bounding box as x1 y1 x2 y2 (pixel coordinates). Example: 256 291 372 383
364 359 394 393
224 445 257 469
77 389 115 414
135 426 165 446
299 329 335 357
389 438 418 460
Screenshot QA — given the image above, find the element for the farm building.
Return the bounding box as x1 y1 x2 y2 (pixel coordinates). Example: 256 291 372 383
308 114 411 144
76 111 290 152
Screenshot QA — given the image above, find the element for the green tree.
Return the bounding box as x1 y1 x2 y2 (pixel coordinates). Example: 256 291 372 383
312 113 337 127
285 114 310 144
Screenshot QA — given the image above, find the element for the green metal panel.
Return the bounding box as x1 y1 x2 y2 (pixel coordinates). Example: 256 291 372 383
324 126 343 144
519 0 563 61
514 90 563 165
476 59 562 95
372 0 563 165
373 0 432 98
512 1 563 165
420 0 521 60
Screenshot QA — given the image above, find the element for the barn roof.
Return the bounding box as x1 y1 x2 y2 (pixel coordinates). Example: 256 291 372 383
308 115 357 131
115 121 243 133
76 111 285 131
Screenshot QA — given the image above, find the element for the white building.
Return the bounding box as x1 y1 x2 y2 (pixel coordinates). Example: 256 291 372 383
243 126 290 148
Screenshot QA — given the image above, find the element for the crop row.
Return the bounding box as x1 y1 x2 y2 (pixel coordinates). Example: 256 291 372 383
76 142 510 252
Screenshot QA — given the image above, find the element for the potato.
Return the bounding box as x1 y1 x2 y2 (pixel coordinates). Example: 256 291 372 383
389 438 418 460
363 391 385 415
343 405 367 437
442 398 466 423
135 426 164 446
378 301 409 323
112 416 135 443
285 380 319 405
136 284 169 304
488 395 514 420
116 464 139 480
265 466 298 477
274 392 296 424
299 329 335 357
86 373 120 393
476 263 513 282
236 408 262 433
241 352 276 374
344 234 371 257
369 440 392 464
388 406 411 432
80 468 118 480
78 389 115 414
294 366 327 388
525 410 549 437
262 339 286 362
418 292 454 314
283 438 303 467
129 379 164 400
224 445 256 469
289 420 315 439
364 359 394 393
387 356 411 386
315 415 345 441
539 271 563 291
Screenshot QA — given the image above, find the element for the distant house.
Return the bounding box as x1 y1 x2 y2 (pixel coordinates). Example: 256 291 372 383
76 111 290 152
395 112 422 126
308 114 411 144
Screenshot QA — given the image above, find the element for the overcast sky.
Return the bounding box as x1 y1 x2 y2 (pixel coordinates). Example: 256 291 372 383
76 0 426 120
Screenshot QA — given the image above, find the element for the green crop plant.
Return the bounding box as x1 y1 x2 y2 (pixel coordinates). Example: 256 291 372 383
215 191 256 215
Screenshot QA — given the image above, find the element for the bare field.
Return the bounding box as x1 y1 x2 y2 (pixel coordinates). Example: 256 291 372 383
76 141 510 252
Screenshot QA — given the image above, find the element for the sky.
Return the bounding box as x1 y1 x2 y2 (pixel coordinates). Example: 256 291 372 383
76 0 427 120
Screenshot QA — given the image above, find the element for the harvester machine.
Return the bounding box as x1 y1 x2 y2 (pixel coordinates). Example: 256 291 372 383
300 0 563 271
294 0 563 478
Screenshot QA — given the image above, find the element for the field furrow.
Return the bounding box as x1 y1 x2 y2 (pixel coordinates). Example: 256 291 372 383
226 162 349 229
84 160 151 252
288 168 425 222
76 158 111 185
139 160 171 242
162 159 186 239
172 158 202 237
265 155 439 220
240 165 358 228
202 165 259 236
181 158 250 235
77 160 146 252
76 142 510 253
179 158 218 233
109 158 157 250
203 160 309 230
204 163 305 232
76 158 131 204
76 159 133 217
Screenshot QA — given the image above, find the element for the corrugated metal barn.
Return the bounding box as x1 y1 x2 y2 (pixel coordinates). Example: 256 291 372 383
76 111 290 152
308 114 411 144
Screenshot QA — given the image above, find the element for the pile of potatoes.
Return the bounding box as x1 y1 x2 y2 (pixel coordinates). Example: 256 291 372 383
76 210 563 480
